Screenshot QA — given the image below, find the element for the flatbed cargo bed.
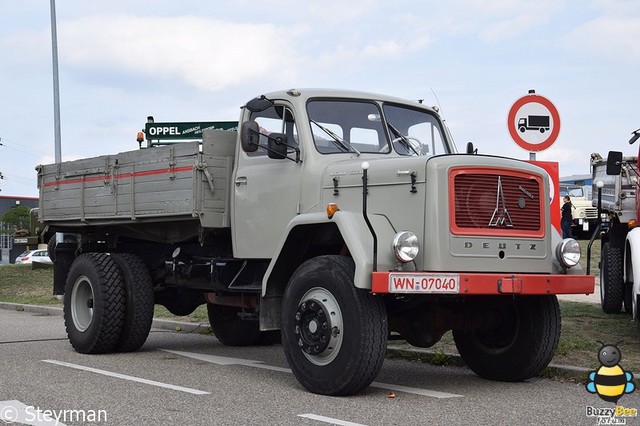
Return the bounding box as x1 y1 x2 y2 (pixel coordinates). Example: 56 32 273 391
37 132 236 232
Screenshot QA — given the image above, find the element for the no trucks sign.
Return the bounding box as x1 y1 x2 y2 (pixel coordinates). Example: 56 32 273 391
507 93 560 152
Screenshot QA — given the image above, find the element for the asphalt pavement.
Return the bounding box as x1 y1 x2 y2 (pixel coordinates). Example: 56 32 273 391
0 305 627 426
0 278 602 383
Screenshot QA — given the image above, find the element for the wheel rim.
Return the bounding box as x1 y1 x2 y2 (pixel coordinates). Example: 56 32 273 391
294 287 343 366
71 275 95 332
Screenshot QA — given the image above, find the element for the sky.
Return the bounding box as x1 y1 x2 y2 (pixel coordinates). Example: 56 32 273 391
1 0 639 197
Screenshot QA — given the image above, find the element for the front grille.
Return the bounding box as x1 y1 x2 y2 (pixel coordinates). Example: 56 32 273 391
452 171 543 236
584 208 598 219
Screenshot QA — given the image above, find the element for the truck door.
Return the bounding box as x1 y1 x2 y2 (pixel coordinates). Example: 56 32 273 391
232 103 302 259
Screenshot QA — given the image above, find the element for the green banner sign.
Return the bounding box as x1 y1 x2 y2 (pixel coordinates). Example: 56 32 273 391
145 121 238 140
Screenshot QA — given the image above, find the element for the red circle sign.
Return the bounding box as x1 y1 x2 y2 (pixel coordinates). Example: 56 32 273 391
507 94 560 152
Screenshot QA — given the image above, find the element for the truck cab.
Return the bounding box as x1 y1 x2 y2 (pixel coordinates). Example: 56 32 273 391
559 184 597 236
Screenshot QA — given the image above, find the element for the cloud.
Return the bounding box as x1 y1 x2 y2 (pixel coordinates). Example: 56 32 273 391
563 16 640 63
432 0 564 42
57 15 296 91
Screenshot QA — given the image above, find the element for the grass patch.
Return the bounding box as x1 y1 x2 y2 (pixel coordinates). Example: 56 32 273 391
153 305 209 323
553 301 640 371
579 238 600 277
0 264 61 306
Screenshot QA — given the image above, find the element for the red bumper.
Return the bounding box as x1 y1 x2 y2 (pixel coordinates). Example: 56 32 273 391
371 272 595 295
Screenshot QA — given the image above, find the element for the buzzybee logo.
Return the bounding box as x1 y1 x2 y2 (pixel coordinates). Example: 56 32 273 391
586 342 635 403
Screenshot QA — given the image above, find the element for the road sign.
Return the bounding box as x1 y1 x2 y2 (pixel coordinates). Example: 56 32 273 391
145 121 238 140
507 93 560 152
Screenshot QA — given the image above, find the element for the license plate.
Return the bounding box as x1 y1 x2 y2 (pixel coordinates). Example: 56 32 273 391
388 273 460 294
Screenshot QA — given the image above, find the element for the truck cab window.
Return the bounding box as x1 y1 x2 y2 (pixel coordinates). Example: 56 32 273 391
307 100 390 154
249 105 298 157
382 104 448 156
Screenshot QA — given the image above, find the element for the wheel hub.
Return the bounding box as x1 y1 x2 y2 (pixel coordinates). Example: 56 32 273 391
294 299 332 355
71 276 95 332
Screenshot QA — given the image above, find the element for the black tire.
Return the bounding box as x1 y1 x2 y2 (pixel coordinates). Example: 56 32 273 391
635 295 640 335
624 281 633 314
601 243 624 314
47 236 57 262
281 255 387 396
64 253 126 354
452 295 560 382
111 254 154 352
207 304 263 346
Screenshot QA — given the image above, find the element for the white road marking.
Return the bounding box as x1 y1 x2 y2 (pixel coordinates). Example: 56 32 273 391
42 359 209 395
298 413 367 426
0 400 64 425
161 349 292 373
161 349 463 398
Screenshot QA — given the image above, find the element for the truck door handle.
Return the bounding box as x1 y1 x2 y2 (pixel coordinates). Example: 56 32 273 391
235 176 248 186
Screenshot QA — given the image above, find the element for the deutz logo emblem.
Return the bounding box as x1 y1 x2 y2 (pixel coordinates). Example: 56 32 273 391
489 176 514 227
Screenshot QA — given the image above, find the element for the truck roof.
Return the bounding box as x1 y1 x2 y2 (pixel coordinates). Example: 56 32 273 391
255 88 439 113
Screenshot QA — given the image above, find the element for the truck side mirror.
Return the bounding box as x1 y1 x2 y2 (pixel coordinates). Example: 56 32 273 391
241 120 260 152
267 133 288 160
606 151 623 175
245 96 273 112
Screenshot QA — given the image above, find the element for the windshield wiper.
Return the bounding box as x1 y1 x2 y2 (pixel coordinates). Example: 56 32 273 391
310 119 361 155
388 123 419 156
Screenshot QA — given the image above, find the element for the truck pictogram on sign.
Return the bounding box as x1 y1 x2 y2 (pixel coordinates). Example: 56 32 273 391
508 93 560 152
518 115 550 134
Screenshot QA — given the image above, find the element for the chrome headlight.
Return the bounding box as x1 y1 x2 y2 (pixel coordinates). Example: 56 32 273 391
556 238 581 268
392 231 419 263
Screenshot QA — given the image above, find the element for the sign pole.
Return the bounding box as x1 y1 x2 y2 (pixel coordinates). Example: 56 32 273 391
50 0 62 164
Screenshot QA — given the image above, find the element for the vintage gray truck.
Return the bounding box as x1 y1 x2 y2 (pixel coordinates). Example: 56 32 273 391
590 133 640 317
37 89 593 396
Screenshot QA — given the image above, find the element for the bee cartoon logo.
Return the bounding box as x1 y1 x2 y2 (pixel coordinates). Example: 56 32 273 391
586 341 635 403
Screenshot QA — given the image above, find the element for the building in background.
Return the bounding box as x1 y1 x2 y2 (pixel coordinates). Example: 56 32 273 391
560 174 592 199
0 195 39 264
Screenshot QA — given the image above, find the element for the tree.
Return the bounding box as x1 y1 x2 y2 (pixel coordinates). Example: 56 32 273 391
1 206 31 232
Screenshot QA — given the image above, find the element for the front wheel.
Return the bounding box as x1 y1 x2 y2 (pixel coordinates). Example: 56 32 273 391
601 242 624 314
281 255 387 396
452 295 560 381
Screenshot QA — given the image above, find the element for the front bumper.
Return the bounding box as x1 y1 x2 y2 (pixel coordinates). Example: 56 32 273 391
371 272 594 295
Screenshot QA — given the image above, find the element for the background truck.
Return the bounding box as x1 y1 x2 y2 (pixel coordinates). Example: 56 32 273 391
518 115 550 133
38 89 593 396
591 130 640 318
559 184 598 237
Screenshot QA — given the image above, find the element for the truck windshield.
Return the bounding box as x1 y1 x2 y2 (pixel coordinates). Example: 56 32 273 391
560 187 585 197
382 104 448 156
307 100 391 154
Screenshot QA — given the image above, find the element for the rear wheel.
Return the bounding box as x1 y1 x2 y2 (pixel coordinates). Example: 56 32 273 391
281 255 387 395
601 242 624 314
624 282 633 314
64 253 126 354
112 254 154 352
453 295 560 381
